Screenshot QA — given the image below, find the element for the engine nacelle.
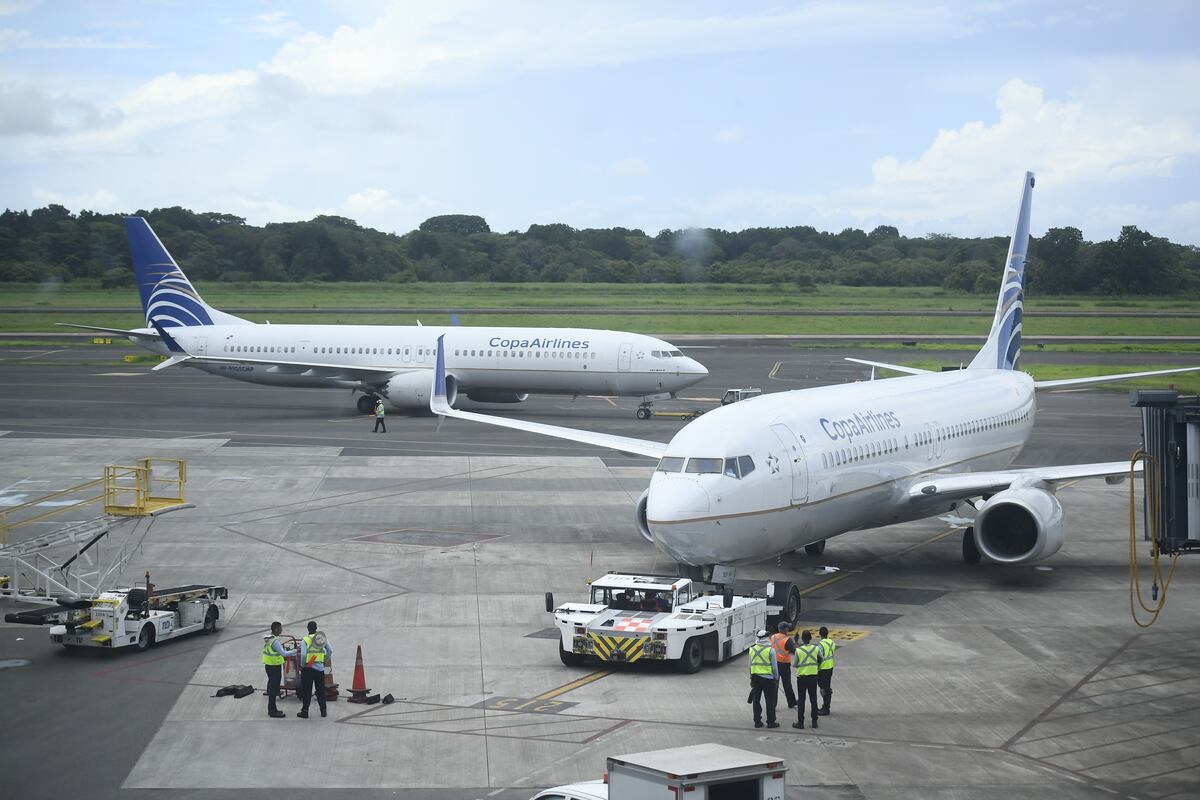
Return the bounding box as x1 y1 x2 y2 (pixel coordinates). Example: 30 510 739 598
381 370 457 409
974 485 1064 564
465 390 529 404
635 489 654 544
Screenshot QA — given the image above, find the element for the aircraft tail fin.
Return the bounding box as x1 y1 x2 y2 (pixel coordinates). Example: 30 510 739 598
124 217 250 329
968 172 1035 371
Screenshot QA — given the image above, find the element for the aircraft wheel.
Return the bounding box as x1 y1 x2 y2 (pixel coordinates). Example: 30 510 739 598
678 637 704 674
356 395 376 414
559 642 584 667
962 527 981 565
804 540 826 557
636 407 651 420
136 624 155 652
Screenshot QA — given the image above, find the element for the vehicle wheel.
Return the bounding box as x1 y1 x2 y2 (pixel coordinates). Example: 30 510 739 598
780 585 801 628
804 540 826 557
636 407 651 420
203 610 218 634
356 395 376 414
136 624 155 652
678 637 704 674
559 642 584 667
962 527 981 565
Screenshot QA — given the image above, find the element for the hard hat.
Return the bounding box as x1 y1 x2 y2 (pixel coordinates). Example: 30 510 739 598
756 629 768 638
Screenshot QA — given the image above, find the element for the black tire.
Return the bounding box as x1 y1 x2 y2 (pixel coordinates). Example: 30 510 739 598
136 624 155 652
559 641 584 667
203 610 218 634
678 637 704 674
636 407 651 420
804 540 826 557
780 585 801 628
963 527 981 565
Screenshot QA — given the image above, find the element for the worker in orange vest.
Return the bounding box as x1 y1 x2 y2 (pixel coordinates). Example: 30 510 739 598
770 622 798 709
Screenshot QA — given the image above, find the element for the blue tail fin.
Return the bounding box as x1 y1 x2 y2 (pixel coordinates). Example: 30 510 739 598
124 217 249 329
968 172 1034 371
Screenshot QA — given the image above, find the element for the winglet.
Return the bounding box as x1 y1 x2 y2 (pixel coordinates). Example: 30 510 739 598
150 320 186 354
431 334 452 416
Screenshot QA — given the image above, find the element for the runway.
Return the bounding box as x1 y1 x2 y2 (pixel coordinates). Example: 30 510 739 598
1 339 1197 800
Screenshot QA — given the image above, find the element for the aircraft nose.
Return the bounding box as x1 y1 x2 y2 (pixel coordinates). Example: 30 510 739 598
647 478 710 519
684 357 708 377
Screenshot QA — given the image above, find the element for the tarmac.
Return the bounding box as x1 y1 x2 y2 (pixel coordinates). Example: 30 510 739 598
1 338 1198 800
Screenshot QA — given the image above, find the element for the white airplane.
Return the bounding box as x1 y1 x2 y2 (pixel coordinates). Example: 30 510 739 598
429 172 1199 575
64 217 708 414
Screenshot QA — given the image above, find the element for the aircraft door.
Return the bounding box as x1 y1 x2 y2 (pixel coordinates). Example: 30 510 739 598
618 342 632 372
769 423 809 504
194 337 207 356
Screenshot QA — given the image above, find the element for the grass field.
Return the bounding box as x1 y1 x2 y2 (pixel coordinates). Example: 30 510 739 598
2 281 1199 312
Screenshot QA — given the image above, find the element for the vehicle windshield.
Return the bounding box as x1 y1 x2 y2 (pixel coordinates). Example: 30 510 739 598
592 587 673 612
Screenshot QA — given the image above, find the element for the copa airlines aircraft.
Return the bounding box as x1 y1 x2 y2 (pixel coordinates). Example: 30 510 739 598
65 218 707 414
429 172 1199 574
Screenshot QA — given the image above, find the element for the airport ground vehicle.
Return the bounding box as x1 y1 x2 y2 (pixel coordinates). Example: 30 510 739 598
532 743 786 799
720 387 762 405
546 572 798 673
7 583 227 650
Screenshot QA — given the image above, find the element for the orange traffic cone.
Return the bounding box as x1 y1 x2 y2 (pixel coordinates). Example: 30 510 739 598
346 644 372 704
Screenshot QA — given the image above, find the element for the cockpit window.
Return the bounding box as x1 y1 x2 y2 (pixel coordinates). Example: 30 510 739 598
737 455 755 477
669 349 683 357
685 457 723 474
724 458 740 478
656 456 685 472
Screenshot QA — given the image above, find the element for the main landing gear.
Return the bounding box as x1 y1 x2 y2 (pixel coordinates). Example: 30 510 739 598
962 527 981 565
356 394 379 414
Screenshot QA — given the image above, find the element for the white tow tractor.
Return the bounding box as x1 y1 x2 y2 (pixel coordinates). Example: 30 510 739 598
6 579 228 651
545 572 799 673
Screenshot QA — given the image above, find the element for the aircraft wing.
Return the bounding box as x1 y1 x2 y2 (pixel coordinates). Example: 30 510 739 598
908 460 1139 504
844 357 934 376
429 334 667 459
1034 366 1200 390
161 352 402 381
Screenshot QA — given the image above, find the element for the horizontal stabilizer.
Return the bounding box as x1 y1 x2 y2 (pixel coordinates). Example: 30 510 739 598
151 355 191 371
844 357 933 376
1034 366 1200 391
56 323 160 340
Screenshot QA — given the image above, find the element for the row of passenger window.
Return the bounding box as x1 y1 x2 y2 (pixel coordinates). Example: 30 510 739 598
940 408 1030 440
223 344 438 357
656 455 756 479
225 344 297 354
822 437 900 469
454 348 596 360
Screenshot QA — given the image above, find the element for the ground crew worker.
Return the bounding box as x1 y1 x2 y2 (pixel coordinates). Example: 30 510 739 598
747 628 780 729
262 621 297 719
373 398 386 433
792 629 822 730
817 625 837 716
770 621 798 708
299 620 332 718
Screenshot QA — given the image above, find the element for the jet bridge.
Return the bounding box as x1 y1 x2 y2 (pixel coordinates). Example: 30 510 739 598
1131 390 1200 555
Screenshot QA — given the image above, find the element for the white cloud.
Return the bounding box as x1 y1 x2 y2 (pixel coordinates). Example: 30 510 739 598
0 27 152 51
612 157 650 177
341 189 442 232
715 125 745 144
245 11 303 40
32 186 120 211
0 1 39 16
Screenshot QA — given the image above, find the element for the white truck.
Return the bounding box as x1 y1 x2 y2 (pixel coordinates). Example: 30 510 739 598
6 583 227 651
530 743 787 800
546 572 799 673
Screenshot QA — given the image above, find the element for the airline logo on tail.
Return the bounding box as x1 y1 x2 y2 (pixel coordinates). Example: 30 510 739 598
970 172 1034 372
125 217 214 329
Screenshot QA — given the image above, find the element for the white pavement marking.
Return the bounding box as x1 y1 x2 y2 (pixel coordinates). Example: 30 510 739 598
93 372 143 376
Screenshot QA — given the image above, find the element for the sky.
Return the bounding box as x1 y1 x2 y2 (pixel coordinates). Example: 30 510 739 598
1 1 1198 244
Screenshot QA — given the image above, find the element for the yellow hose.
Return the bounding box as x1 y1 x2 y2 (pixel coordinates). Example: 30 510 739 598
1128 450 1180 627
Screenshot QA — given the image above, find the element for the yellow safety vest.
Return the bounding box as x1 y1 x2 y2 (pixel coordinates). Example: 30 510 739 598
303 634 325 665
794 643 821 676
262 636 284 666
748 642 774 677
819 637 836 670
375 402 385 418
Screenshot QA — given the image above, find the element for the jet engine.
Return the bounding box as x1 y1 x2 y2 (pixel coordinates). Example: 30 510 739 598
973 484 1064 564
465 390 529 404
381 370 457 409
635 489 654 544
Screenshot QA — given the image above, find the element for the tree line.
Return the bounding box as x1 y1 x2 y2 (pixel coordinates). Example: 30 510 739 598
1 204 1196 294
